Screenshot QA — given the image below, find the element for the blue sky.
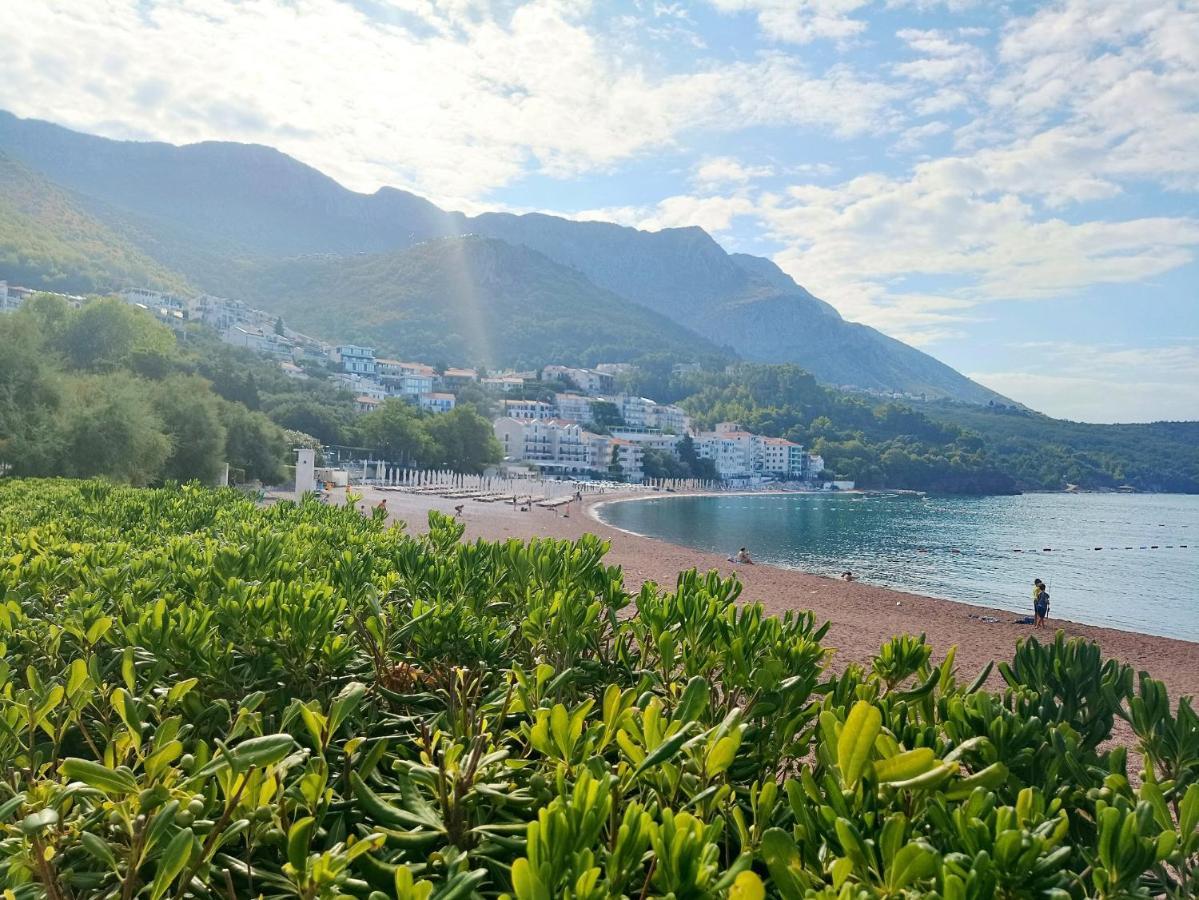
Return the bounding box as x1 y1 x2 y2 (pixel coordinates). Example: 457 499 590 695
1 0 1196 422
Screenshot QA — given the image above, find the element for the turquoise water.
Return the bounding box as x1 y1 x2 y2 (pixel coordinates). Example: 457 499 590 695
596 493 1199 641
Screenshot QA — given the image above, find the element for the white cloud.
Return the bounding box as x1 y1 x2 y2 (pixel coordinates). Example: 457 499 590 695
571 193 757 235
707 0 869 44
0 0 896 203
692 156 776 186
971 343 1199 423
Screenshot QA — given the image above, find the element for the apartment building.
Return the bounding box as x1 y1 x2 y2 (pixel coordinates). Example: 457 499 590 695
554 393 594 424
762 437 807 479
493 417 591 473
335 345 377 376
649 403 691 434
418 393 456 414
542 365 615 394
693 424 764 480
437 368 479 389
501 399 554 420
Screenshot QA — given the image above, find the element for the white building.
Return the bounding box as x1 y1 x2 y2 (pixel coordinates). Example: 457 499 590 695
223 326 294 357
378 360 436 397
493 417 591 474
542 365 615 394
418 392 456 414
617 395 656 429
694 425 763 480
190 294 253 331
554 393 594 425
437 368 479 389
762 437 807 480
336 345 377 376
334 373 387 399
579 433 644 482
611 431 683 455
808 454 826 479
649 403 691 434
501 399 554 420
0 281 33 312
480 375 525 392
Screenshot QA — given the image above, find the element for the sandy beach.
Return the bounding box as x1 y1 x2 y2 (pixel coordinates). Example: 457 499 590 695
362 486 1199 706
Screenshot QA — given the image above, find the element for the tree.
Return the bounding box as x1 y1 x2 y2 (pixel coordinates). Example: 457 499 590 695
358 399 438 467
590 400 623 432
57 374 171 485
274 316 285 336
0 313 64 475
151 375 227 484
219 401 289 484
265 397 352 445
56 297 176 373
424 404 502 473
642 448 686 479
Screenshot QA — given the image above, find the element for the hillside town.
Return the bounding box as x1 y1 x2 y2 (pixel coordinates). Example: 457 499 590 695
1 281 840 488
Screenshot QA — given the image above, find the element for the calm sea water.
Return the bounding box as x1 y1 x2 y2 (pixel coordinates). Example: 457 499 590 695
596 492 1199 642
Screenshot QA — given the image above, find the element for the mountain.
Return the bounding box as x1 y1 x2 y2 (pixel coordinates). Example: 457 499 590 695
232 236 731 369
0 151 185 294
0 111 1002 402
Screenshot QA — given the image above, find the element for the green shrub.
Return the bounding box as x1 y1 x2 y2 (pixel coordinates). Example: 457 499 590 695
0 479 1194 898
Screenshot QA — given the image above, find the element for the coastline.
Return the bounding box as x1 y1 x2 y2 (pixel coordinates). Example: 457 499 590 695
362 486 1199 707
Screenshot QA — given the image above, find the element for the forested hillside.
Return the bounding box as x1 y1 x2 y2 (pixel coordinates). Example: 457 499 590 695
0 152 186 293
918 401 1199 493
233 236 732 369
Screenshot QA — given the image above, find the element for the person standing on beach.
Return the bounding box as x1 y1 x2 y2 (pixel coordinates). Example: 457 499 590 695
1032 578 1049 627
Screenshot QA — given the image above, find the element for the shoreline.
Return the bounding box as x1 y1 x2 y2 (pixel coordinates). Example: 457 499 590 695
362 486 1199 707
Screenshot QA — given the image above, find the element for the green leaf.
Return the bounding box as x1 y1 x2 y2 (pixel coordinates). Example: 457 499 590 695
20 808 58 835
887 842 938 890
874 747 936 784
837 701 882 787
166 678 199 705
149 827 194 900
287 816 315 874
60 758 138 795
632 724 694 777
761 828 806 899
80 831 119 871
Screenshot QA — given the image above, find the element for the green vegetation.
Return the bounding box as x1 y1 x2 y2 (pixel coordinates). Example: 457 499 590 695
0 297 500 485
0 479 1196 899
670 365 1017 493
223 237 733 371
918 401 1199 493
0 296 287 485
0 152 186 295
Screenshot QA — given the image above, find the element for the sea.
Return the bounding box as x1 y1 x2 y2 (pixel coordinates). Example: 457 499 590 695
595 492 1199 642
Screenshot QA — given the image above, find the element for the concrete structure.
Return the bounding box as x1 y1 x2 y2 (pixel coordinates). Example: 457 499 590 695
493 417 591 474
354 395 382 414
694 425 764 480
542 365 615 394
418 392 456 414
617 395 656 429
762 437 807 479
223 325 294 357
336 345 377 376
554 393 594 425
0 281 31 312
295 448 316 498
437 368 478 389
611 431 683 455
649 403 691 434
481 375 526 392
501 399 554 420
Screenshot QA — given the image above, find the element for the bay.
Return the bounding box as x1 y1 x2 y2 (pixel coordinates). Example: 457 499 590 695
596 492 1199 642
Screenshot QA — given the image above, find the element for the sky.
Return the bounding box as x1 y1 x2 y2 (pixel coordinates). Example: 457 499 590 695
0 0 1196 423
